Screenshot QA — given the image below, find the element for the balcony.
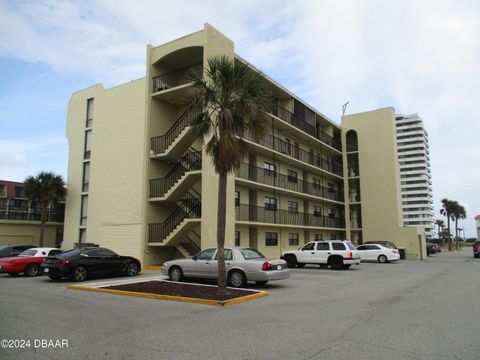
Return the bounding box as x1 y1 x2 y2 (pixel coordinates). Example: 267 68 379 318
152 65 202 93
235 204 345 229
235 162 344 202
271 106 342 151
243 132 343 177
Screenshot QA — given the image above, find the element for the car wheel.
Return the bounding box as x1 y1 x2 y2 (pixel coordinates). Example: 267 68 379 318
24 263 40 277
285 256 297 268
169 266 184 282
73 266 88 282
378 255 388 263
343 265 351 269
329 257 344 270
126 262 140 277
48 275 62 280
255 281 268 285
8 273 18 276
474 254 479 258
228 270 247 288
297 263 305 268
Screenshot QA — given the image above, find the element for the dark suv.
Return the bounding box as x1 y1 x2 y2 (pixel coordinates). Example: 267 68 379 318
0 245 34 258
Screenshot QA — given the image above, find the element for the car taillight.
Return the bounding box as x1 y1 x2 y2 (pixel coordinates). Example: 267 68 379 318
57 259 70 265
474 244 478 252
392 249 399 254
262 262 272 271
346 252 353 259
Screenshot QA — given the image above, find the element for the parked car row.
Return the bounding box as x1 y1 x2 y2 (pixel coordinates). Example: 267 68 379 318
162 240 404 288
3 238 453 288
0 245 141 282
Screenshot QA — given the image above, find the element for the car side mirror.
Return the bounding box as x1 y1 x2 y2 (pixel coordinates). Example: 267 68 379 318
192 255 197 261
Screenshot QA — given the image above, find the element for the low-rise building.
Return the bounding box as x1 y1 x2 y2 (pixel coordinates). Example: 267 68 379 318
0 180 64 246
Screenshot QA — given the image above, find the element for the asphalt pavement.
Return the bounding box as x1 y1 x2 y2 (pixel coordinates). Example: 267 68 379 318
0 247 479 360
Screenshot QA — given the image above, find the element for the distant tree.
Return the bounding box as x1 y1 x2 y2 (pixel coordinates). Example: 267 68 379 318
24 172 66 247
440 198 456 251
435 219 445 245
451 202 466 249
187 56 272 292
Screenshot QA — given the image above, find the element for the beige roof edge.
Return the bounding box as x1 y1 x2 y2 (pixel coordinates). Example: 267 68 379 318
342 106 396 118
235 54 341 129
70 77 146 96
147 29 204 51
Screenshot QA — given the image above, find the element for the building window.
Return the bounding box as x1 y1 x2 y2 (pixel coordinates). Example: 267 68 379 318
327 182 335 193
330 234 337 240
86 98 94 128
282 139 291 154
313 205 322 217
80 195 88 226
14 186 24 198
264 197 277 211
314 233 323 241
235 231 240 246
79 228 87 244
234 191 240 206
328 208 336 218
313 178 321 189
84 130 92 160
264 162 276 177
0 185 6 198
289 233 299 246
288 201 298 213
265 232 278 246
82 162 90 193
287 170 298 183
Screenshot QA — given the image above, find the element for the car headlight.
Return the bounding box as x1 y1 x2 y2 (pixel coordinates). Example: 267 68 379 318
162 262 168 268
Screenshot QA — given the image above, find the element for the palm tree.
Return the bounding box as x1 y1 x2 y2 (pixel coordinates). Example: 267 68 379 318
435 219 444 245
187 56 272 292
440 198 456 251
451 202 466 249
24 172 66 247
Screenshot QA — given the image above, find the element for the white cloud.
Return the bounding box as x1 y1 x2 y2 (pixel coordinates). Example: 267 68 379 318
0 135 68 182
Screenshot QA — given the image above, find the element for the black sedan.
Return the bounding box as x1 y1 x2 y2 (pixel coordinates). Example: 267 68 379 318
41 247 141 281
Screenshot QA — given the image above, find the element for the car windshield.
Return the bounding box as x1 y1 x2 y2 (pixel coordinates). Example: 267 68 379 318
19 249 37 256
240 248 265 260
55 249 82 258
346 242 357 250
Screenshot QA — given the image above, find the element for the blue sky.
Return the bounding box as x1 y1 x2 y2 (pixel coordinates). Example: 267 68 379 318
1 0 479 236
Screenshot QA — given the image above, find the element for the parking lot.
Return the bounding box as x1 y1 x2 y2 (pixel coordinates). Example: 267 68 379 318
1 247 479 360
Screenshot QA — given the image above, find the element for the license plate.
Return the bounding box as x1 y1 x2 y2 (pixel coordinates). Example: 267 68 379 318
277 265 282 270
44 268 49 273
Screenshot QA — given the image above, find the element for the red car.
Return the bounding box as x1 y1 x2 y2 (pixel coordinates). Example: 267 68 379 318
0 247 63 277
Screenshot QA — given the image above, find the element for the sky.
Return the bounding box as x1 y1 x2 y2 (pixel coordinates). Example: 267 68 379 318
0 0 479 236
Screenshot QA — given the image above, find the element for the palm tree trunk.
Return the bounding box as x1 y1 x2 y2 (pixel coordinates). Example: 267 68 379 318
447 217 452 251
455 219 459 250
40 206 47 247
216 171 228 292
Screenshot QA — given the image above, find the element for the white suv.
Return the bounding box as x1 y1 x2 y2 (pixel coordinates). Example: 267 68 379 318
281 240 360 270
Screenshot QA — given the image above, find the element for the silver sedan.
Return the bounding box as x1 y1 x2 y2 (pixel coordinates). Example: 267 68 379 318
161 247 290 287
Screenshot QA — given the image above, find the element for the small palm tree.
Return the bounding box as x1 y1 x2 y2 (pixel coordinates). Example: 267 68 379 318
435 219 445 245
24 172 66 247
187 55 273 292
451 202 466 249
440 198 456 251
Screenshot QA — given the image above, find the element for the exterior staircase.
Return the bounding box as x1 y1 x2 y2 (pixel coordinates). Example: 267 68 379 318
148 191 201 246
150 108 200 160
149 148 202 202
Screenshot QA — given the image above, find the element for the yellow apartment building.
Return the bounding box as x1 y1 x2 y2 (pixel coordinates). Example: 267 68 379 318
63 24 426 266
